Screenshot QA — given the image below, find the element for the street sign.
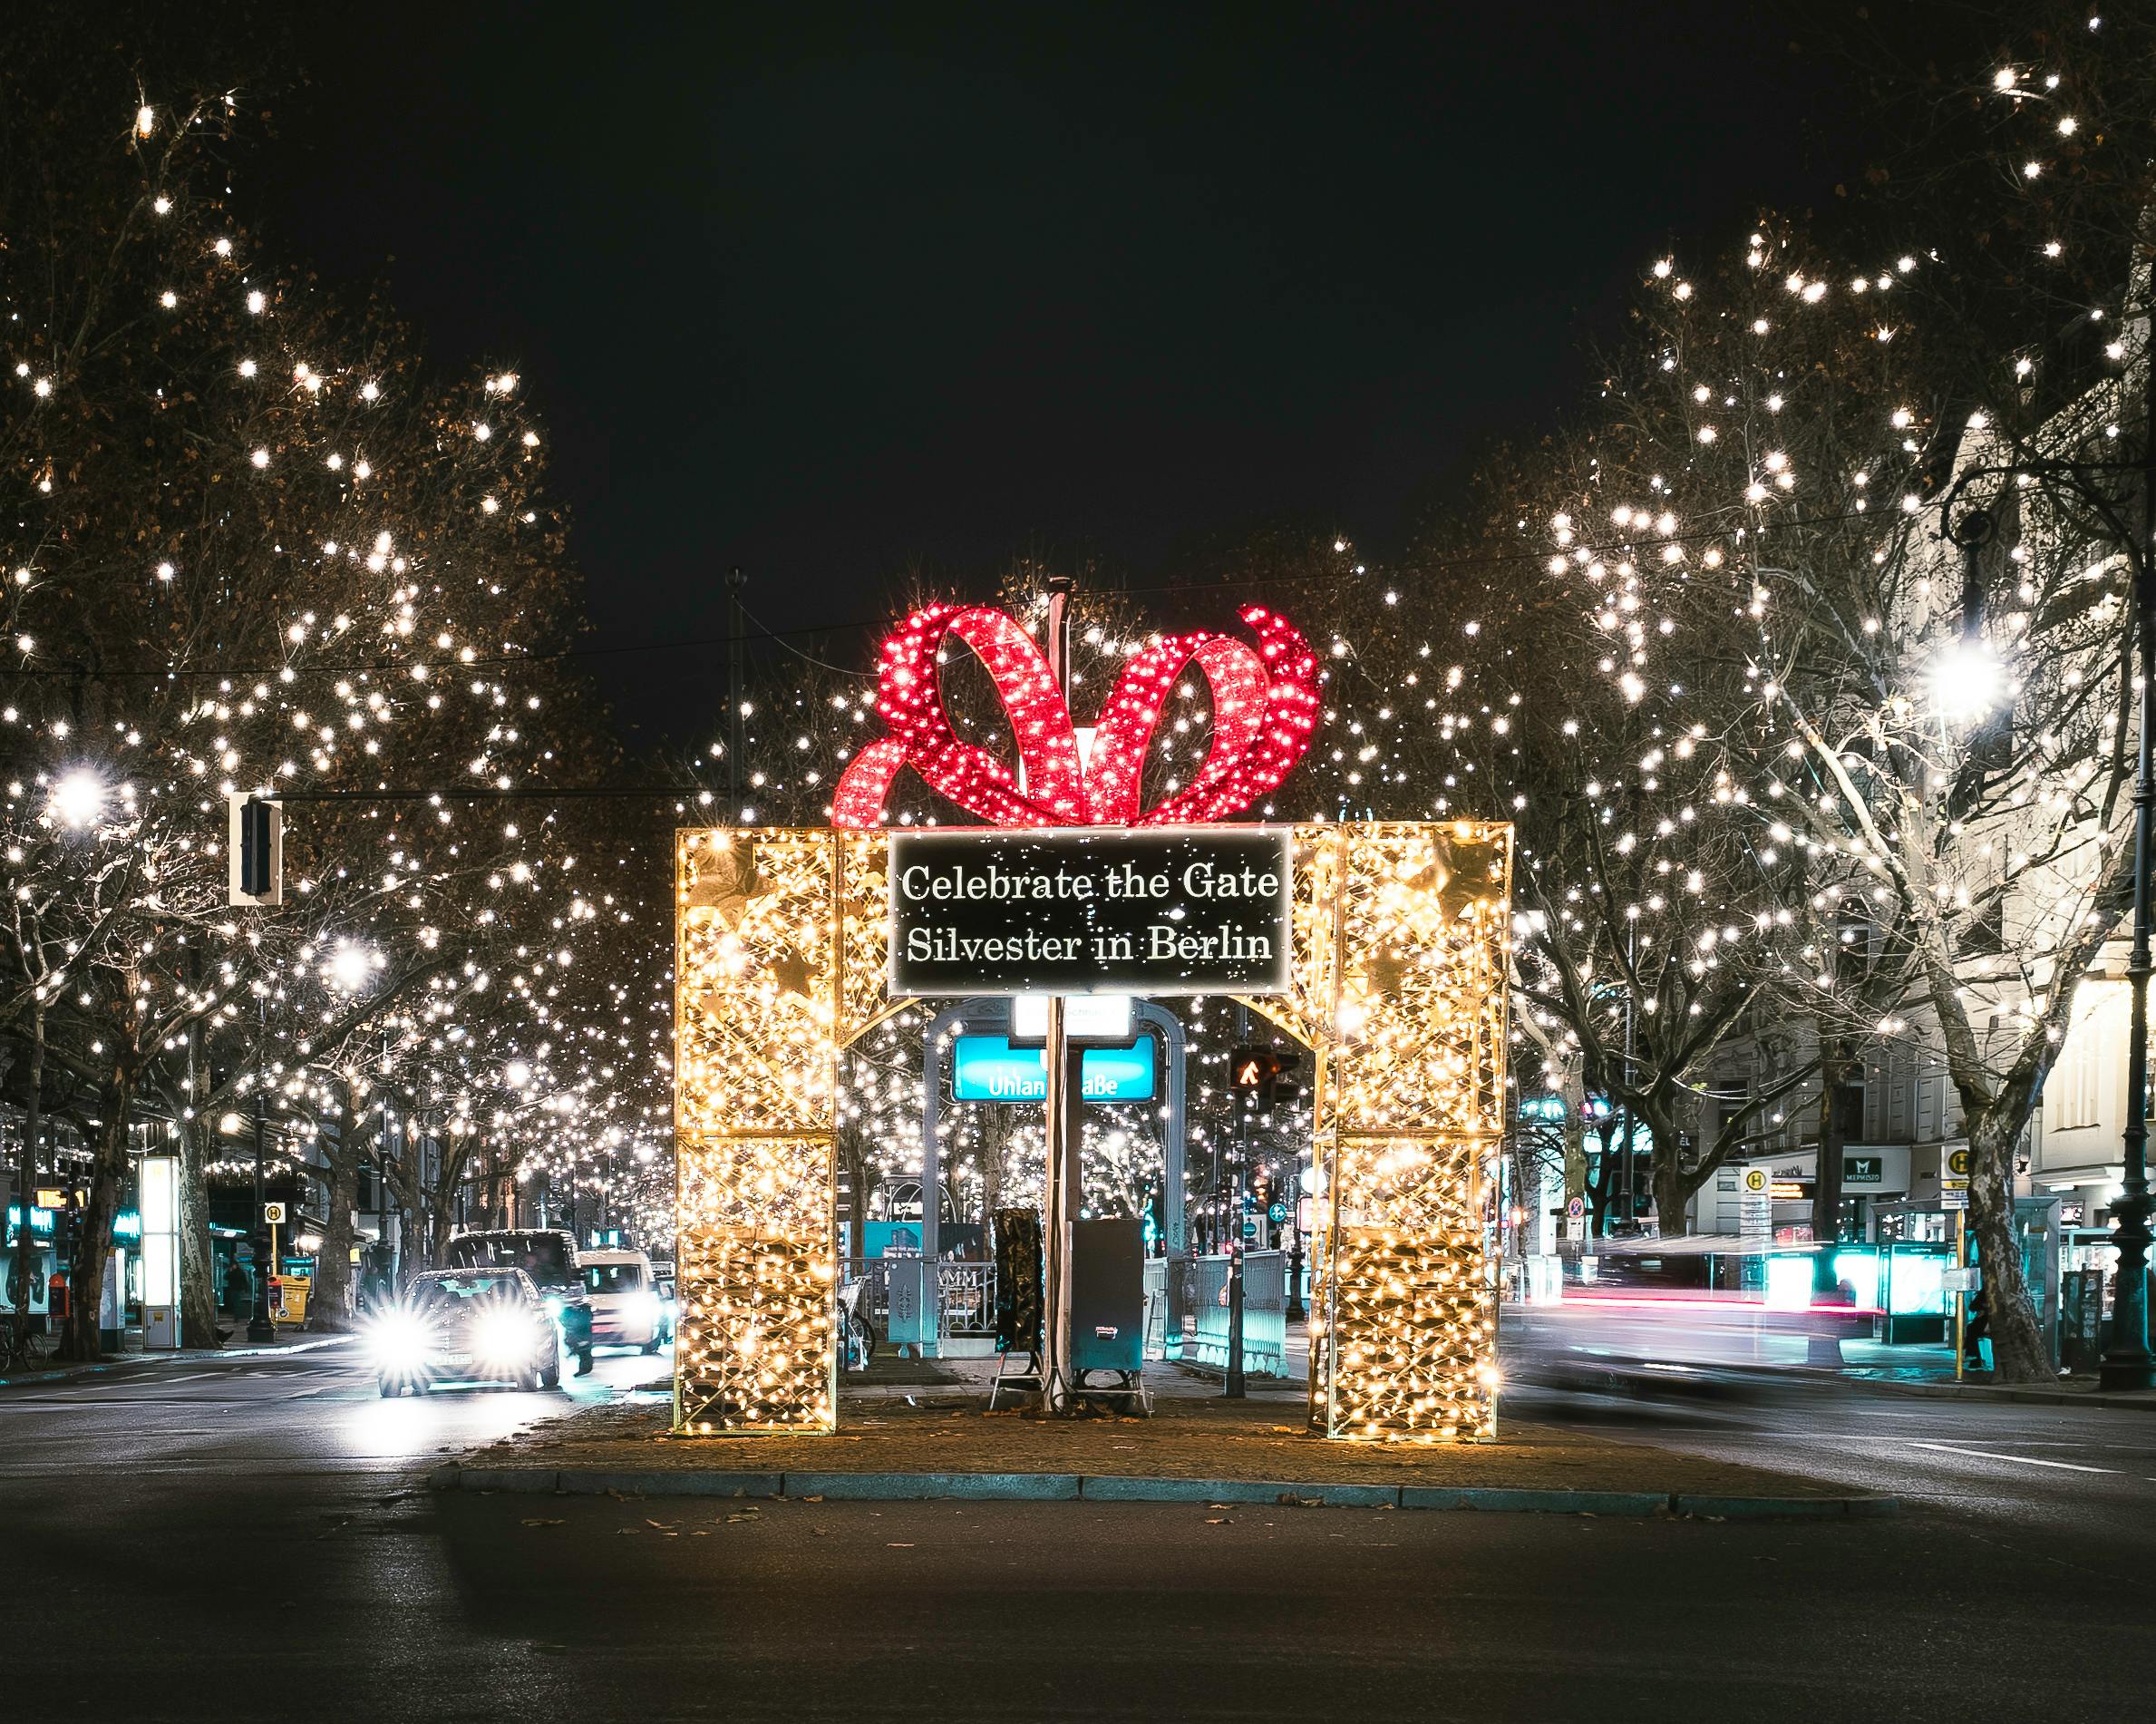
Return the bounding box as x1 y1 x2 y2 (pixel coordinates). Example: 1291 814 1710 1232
1240 1218 1258 1241
1565 1195 1586 1221
952 1034 1156 1102
1947 1148 1972 1177
887 828 1292 998
1940 1189 1968 1210
1267 1202 1287 1225
262 1202 286 1224
1738 1165 1771 1248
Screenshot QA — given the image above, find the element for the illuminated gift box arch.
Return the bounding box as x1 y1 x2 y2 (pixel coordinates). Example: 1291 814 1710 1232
672 603 1510 1442
673 819 1510 1441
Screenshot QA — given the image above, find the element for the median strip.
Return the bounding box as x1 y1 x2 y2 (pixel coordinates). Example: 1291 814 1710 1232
430 1461 1893 1518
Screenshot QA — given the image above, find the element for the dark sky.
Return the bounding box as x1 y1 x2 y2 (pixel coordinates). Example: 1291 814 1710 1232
256 4 1883 749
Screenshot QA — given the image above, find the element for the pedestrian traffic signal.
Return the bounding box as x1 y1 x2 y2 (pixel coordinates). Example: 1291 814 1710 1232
1229 1047 1299 1106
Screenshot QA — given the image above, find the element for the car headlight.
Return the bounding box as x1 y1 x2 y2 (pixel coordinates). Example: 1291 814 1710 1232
367 1311 432 1374
631 1291 662 1324
475 1308 533 1368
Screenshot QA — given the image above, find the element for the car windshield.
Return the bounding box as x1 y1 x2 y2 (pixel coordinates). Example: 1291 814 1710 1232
411 1273 523 1310
443 1232 573 1289
583 1262 644 1294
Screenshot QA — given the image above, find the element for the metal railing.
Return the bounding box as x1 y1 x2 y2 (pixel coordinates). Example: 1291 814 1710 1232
1142 1253 1288 1371
841 1256 997 1340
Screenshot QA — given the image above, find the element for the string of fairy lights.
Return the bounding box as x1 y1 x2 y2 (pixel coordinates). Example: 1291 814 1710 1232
12 8 2137 1414
2 93 673 1289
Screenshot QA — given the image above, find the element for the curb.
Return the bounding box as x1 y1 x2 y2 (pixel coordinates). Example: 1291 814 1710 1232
0 1333 353 1389
429 1462 1893 1519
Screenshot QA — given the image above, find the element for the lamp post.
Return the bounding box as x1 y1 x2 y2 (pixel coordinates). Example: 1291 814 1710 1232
2099 425 2156 1389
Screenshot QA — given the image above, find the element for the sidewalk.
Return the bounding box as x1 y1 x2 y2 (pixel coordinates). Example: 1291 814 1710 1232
436 1353 1893 1518
0 1328 351 1388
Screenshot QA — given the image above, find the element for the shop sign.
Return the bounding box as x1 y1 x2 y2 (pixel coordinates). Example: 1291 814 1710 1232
1843 1155 1884 1185
889 828 1291 998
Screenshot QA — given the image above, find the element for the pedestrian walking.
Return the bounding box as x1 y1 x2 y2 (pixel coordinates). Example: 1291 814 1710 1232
1964 1285 1991 1369
222 1260 249 1318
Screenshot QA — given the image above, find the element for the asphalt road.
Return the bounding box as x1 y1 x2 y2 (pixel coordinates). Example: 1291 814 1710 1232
1502 1304 2156 1571
5 1342 2154 1723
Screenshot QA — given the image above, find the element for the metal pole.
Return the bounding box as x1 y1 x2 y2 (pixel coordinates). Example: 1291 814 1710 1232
1226 1004 1249 1398
247 990 274 1342
1039 573 1075 1409
727 566 747 821
1955 1207 1967 1386
2099 380 2156 1388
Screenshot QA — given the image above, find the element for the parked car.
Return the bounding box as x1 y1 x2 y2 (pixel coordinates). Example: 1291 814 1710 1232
580 1248 665 1353
443 1228 594 1374
369 1268 561 1396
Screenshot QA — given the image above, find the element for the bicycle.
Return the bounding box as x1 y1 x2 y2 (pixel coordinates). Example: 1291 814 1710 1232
0 1320 50 1373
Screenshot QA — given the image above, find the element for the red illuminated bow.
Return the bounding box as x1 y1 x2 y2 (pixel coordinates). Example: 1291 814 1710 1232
830 603 1319 829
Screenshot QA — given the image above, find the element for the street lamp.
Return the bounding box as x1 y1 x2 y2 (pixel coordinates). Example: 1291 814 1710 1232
324 940 379 995
47 768 106 830
1928 639 2004 725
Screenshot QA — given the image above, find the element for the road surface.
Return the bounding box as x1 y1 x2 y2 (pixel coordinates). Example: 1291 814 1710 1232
5 1342 2152 1721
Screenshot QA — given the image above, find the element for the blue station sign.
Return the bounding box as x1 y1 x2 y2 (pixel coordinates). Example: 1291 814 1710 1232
952 1034 1157 1104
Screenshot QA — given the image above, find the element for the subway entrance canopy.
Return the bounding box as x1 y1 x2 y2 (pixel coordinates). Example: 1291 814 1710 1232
672 600 1511 1444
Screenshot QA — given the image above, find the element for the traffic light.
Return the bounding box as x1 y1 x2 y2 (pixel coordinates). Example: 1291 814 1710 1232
226 792 283 905
1229 1047 1301 1107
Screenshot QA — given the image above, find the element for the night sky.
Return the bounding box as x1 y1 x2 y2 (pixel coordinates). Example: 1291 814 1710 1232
256 5 1891 749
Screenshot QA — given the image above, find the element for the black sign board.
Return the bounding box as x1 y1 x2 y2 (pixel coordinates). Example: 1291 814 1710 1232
888 827 1292 998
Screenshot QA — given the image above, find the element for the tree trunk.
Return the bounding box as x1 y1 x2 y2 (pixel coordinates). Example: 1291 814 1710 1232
1651 1155 1687 1245
178 1116 219 1348
311 1088 364 1330
1967 1115 2049 1382
62 1059 137 1362
1808 1039 1854 1367
1587 1121 1618 1237
9 1003 44 1353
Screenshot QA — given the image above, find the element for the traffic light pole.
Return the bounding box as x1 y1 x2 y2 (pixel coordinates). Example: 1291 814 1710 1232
1225 1004 1249 1398
247 989 275 1343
